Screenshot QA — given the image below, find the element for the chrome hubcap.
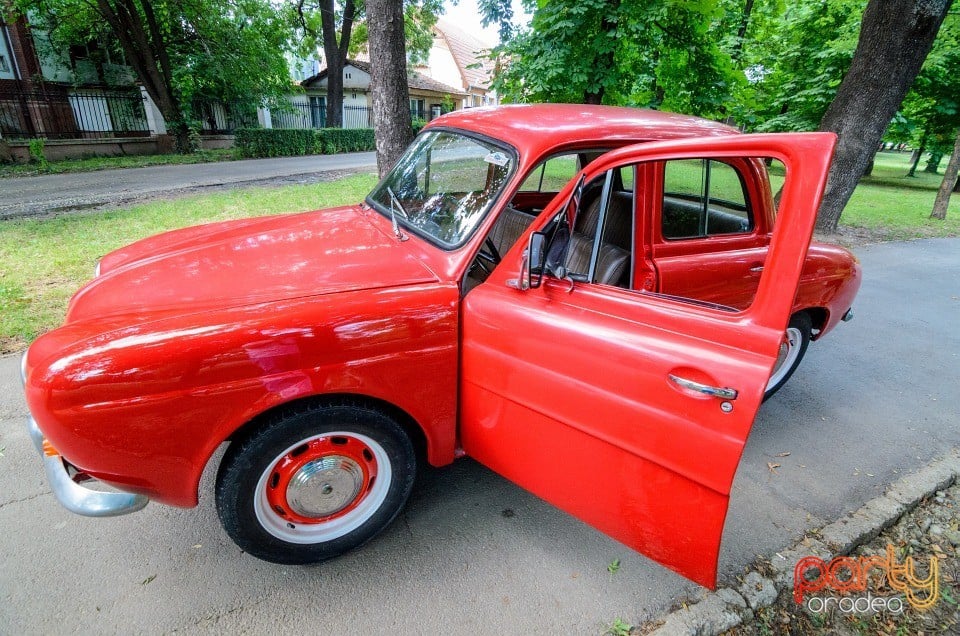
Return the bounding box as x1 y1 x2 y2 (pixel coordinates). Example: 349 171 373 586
254 431 392 544
286 456 364 518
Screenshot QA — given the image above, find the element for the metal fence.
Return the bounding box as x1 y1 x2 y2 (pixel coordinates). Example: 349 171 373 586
261 103 427 131
0 86 149 140
268 103 374 130
270 101 323 129
193 101 258 134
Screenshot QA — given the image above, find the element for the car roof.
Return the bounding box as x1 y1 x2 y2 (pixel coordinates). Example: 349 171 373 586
425 104 739 161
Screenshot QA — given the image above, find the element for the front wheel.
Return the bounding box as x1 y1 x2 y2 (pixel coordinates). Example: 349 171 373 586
764 312 812 401
215 402 416 564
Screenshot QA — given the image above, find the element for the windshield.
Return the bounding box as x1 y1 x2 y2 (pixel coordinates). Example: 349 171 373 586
367 130 515 248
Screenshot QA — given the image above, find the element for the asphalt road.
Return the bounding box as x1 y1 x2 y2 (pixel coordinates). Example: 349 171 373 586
0 152 378 219
1 238 958 635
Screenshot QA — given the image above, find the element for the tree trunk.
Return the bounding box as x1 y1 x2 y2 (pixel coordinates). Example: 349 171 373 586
319 0 356 128
907 129 927 177
925 151 943 173
732 0 756 64
930 128 960 219
815 0 952 233
324 54 344 128
367 0 413 177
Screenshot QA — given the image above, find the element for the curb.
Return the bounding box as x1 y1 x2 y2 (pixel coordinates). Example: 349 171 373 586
642 449 960 635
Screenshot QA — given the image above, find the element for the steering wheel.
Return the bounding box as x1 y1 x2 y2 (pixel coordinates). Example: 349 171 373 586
474 238 502 276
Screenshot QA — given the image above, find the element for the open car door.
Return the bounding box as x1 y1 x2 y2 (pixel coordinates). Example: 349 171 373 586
459 133 836 589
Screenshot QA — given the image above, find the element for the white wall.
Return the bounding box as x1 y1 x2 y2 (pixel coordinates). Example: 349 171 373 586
425 38 464 92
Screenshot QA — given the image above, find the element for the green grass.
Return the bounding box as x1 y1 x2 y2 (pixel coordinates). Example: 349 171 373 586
0 148 238 178
841 151 960 240
0 172 377 351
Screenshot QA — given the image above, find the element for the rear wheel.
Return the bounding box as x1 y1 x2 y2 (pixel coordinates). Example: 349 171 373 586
216 402 416 564
764 312 812 401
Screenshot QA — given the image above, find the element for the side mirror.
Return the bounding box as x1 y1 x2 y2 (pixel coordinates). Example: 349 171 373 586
526 231 547 290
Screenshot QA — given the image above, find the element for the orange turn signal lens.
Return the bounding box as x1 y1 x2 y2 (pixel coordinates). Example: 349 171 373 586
41 439 59 458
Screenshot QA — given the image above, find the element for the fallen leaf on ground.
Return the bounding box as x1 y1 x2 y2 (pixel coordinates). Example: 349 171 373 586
767 462 780 474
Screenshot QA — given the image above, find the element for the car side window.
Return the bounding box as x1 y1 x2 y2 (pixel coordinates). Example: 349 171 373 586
662 159 752 239
519 155 579 193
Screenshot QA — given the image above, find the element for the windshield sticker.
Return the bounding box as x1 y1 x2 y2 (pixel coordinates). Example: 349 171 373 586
484 151 509 167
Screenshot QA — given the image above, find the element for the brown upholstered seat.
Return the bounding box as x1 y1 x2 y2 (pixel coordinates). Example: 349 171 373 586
487 205 537 255
566 189 633 288
564 233 630 287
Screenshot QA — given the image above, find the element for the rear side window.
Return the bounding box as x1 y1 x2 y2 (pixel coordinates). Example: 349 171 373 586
662 159 752 239
520 155 578 193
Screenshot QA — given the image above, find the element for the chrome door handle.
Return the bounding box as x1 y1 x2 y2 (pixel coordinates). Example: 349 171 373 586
668 374 739 400
750 266 764 273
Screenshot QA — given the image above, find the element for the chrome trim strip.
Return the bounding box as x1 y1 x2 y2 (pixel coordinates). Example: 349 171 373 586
27 416 149 517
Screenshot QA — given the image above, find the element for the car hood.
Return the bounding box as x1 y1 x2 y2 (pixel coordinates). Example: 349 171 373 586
66 205 439 322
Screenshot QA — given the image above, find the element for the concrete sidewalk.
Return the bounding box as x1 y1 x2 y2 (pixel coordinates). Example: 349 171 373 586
0 152 377 219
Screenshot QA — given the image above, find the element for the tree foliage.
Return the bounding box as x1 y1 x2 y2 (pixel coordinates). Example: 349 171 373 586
734 0 863 132
893 15 960 162
487 0 739 118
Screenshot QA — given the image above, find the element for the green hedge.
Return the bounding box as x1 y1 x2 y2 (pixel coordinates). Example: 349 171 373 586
235 125 426 159
234 129 320 158
320 128 375 154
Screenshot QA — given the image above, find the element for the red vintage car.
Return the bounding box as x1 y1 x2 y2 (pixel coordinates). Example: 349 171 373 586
22 105 860 589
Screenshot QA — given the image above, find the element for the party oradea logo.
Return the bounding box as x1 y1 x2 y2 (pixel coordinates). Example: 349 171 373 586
793 545 940 614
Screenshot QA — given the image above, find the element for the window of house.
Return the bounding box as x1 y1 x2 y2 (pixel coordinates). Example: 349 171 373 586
0 28 12 78
661 159 752 239
410 98 425 119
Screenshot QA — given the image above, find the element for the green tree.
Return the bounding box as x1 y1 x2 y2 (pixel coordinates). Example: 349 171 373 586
735 0 863 132
14 0 294 151
931 127 960 219
486 0 739 119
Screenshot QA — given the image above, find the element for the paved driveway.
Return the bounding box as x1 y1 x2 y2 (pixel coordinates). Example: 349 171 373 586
0 152 377 219
1 238 957 634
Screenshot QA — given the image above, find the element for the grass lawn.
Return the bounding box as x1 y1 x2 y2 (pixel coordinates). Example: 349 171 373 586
1 151 958 353
842 151 960 240
0 172 378 352
0 148 238 178
767 151 960 239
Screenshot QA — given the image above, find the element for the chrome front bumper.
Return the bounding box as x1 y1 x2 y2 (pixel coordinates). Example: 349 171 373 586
23 350 148 517
26 416 149 517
